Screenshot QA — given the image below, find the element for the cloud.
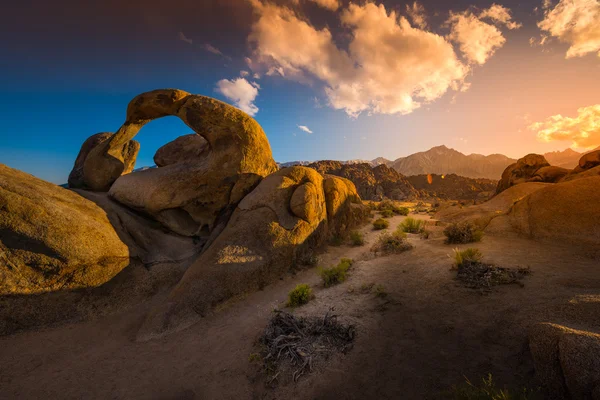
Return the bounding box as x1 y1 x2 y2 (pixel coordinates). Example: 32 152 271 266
479 4 522 29
447 9 507 65
240 70 250 77
178 31 193 45
307 0 339 11
215 77 260 116
298 125 313 134
538 0 600 58
406 1 428 29
248 1 472 117
203 43 224 56
530 104 600 149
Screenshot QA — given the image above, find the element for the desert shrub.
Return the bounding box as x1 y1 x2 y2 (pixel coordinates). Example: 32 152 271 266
373 284 388 298
287 284 314 307
349 231 365 246
372 231 413 254
452 248 483 269
380 209 394 218
399 217 425 234
444 222 484 244
420 230 431 239
329 234 345 246
373 218 390 230
395 206 410 216
450 374 540 399
319 258 354 287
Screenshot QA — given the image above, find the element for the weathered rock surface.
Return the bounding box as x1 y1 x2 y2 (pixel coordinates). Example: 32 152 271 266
136 166 368 340
68 132 139 189
153 133 209 167
308 160 420 201
578 150 600 171
0 164 130 295
509 177 600 248
530 165 571 183
103 90 278 237
529 323 600 399
496 154 550 194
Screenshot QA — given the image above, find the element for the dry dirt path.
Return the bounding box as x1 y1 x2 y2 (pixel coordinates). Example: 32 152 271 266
1 214 599 399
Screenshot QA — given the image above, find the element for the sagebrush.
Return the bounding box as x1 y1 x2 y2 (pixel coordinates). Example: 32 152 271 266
287 284 313 307
373 218 390 230
399 217 425 234
319 258 354 287
444 222 484 244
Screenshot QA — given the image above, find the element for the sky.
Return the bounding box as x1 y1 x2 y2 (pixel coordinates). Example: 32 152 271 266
0 0 599 184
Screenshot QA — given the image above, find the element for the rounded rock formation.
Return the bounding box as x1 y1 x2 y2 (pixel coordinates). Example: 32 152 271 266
496 154 550 194
83 89 278 236
0 164 130 295
153 133 209 167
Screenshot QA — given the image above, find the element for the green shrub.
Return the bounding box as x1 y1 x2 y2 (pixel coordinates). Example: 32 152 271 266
444 222 484 244
349 231 365 246
381 209 394 218
399 217 425 234
319 258 354 287
452 248 483 269
373 218 390 230
450 374 540 399
286 284 313 307
372 231 413 254
395 207 410 216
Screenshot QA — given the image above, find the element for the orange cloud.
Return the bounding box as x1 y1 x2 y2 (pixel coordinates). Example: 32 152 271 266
530 105 600 149
538 0 600 58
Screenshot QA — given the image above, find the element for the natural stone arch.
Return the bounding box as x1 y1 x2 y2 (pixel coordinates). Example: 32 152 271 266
82 89 278 237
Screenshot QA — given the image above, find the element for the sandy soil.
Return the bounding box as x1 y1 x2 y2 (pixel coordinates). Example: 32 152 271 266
2 213 600 399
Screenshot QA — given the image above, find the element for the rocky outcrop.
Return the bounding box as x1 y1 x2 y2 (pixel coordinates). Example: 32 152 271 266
153 133 209 167
496 154 552 194
406 173 497 201
0 164 130 295
104 89 278 237
137 166 368 340
531 166 571 183
529 323 600 399
68 132 139 189
509 177 600 248
308 161 420 201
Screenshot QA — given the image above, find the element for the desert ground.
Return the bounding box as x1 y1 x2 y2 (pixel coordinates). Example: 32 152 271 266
2 210 598 399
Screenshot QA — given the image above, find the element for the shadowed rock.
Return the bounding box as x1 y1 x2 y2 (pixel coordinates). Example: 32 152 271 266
68 132 139 189
0 164 130 295
529 323 600 399
153 133 209 167
496 154 550 194
136 167 368 340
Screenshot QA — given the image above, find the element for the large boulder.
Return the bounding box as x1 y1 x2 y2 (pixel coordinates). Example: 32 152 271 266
137 167 368 340
153 133 209 167
578 150 600 171
531 166 571 183
68 132 139 189
529 323 600 399
0 164 130 295
496 154 550 194
509 176 600 248
95 90 278 237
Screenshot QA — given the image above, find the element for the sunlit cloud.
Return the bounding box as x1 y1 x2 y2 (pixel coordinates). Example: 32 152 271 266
298 125 313 134
307 0 339 11
538 0 600 58
530 104 600 149
406 1 428 29
178 31 193 45
203 43 224 56
248 1 478 117
479 4 522 29
215 77 260 116
447 8 508 65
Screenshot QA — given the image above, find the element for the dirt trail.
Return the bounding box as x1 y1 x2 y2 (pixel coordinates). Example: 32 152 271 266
2 214 600 399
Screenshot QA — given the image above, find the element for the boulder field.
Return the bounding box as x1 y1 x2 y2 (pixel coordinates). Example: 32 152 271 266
0 89 369 338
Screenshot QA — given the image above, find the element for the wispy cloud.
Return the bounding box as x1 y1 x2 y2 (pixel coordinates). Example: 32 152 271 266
215 77 260 116
537 0 600 58
530 104 600 149
203 43 223 56
178 31 193 45
406 1 428 29
307 0 339 11
298 125 313 134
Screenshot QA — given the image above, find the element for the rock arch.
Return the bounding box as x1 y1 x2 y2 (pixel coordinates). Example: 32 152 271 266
81 89 278 237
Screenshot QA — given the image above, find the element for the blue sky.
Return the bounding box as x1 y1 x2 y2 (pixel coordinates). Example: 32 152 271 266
1 0 599 184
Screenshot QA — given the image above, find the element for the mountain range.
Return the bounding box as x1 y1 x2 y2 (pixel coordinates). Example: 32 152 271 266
280 145 599 180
